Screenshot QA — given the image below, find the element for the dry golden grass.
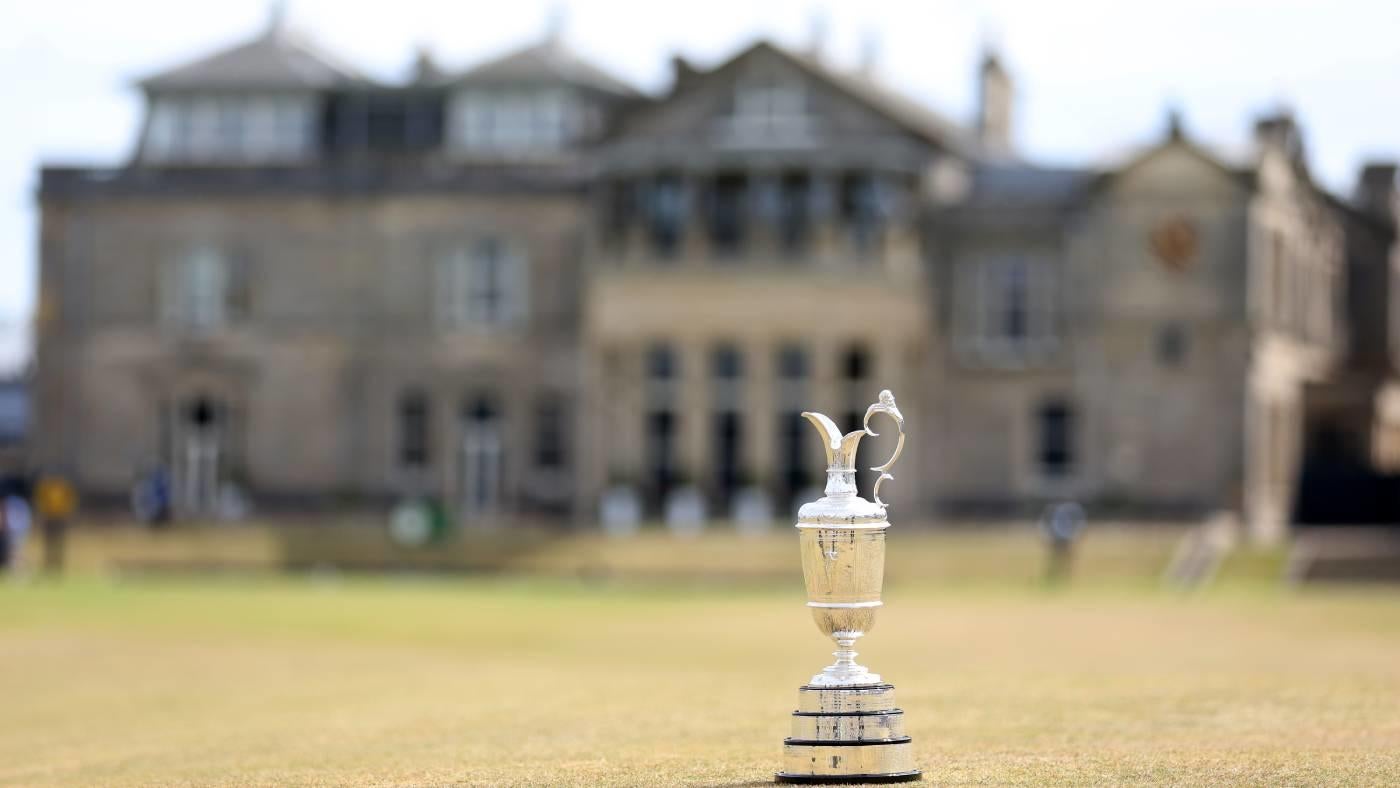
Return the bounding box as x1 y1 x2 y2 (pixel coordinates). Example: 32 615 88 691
1 529 1398 786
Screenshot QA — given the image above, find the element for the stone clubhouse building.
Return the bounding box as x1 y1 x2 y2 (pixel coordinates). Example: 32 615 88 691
33 17 1400 542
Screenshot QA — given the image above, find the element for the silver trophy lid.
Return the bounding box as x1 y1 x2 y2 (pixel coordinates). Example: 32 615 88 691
796 390 905 527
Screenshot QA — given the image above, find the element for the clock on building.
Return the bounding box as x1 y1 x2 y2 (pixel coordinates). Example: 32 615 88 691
1149 215 1198 271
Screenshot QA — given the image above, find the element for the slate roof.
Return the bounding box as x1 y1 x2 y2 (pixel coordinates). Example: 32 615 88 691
965 164 1093 208
449 38 641 97
138 25 369 91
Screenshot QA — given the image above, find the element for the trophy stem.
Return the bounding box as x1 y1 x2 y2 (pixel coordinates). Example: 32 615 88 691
833 636 859 670
811 631 881 686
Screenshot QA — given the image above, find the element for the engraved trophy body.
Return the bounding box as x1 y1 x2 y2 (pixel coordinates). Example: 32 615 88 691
777 390 920 784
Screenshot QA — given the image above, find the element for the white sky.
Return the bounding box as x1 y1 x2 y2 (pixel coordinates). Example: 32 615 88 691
2 0 1399 373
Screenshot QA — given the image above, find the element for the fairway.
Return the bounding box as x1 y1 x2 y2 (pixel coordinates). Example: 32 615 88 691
2 564 1399 786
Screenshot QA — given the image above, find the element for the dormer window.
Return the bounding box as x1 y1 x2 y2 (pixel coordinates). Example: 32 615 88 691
723 72 813 146
448 88 574 154
736 77 804 119
143 93 315 164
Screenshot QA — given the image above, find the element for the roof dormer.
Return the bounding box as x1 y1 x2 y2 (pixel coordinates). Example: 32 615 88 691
134 15 365 165
442 36 641 160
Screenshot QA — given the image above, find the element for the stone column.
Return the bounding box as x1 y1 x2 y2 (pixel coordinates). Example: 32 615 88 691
748 337 777 493
624 178 648 266
435 377 459 516
810 170 839 268
682 173 709 265
751 170 780 262
677 338 709 490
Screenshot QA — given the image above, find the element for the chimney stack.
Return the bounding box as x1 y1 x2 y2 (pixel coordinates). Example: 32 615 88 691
1254 109 1305 163
976 49 1014 157
1356 161 1398 223
411 45 444 84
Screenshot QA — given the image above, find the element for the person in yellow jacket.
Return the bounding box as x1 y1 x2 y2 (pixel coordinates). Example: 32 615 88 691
34 474 76 575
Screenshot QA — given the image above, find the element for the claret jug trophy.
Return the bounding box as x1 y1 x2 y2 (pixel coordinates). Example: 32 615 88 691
776 389 920 784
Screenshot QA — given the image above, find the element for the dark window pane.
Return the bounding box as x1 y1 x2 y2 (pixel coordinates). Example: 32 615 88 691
708 173 747 257
1004 262 1029 341
776 344 808 380
1156 323 1188 366
534 396 567 470
648 175 684 258
842 344 870 381
715 411 743 504
399 390 430 468
646 343 677 380
711 343 744 379
1038 400 1074 477
466 395 497 423
779 411 810 495
840 172 880 252
646 409 677 508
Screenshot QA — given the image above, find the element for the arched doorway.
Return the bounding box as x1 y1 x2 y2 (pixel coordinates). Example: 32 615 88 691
173 395 224 515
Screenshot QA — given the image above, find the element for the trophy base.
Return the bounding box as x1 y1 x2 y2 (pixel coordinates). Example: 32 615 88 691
776 683 920 784
775 772 922 784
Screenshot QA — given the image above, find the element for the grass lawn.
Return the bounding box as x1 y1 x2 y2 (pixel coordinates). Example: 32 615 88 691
1 532 1399 786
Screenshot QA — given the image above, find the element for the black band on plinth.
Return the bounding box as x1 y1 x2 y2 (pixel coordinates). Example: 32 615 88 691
783 736 911 747
791 708 904 717
799 683 895 692
775 770 922 784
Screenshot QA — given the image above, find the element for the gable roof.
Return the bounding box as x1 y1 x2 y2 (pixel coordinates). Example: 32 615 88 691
138 25 369 91
1094 128 1255 192
631 39 979 158
774 42 979 157
449 38 641 97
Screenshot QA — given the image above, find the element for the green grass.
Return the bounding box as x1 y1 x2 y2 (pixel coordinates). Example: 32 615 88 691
52 521 1197 587
1 531 1397 786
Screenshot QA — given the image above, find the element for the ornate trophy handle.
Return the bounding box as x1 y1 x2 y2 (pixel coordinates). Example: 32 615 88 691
862 390 905 507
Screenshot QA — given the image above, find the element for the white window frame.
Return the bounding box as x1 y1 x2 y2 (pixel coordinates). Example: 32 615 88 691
437 238 528 330
142 93 313 164
962 255 1058 364
722 71 813 147
449 88 574 155
163 245 229 333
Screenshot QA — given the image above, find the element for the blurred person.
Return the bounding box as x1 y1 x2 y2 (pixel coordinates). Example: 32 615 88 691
34 474 76 576
1041 502 1086 586
0 498 9 570
3 492 31 573
131 464 172 527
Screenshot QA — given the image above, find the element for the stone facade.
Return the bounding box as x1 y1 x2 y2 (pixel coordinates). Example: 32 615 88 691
32 24 1400 540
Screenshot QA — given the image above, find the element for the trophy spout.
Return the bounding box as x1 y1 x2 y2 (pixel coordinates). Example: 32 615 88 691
800 411 866 490
801 390 905 505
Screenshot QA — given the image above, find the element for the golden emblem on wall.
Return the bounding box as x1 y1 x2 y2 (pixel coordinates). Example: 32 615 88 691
1148 215 1198 272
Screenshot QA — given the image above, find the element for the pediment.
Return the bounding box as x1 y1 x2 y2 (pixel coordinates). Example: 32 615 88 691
1103 140 1251 198
606 42 965 160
